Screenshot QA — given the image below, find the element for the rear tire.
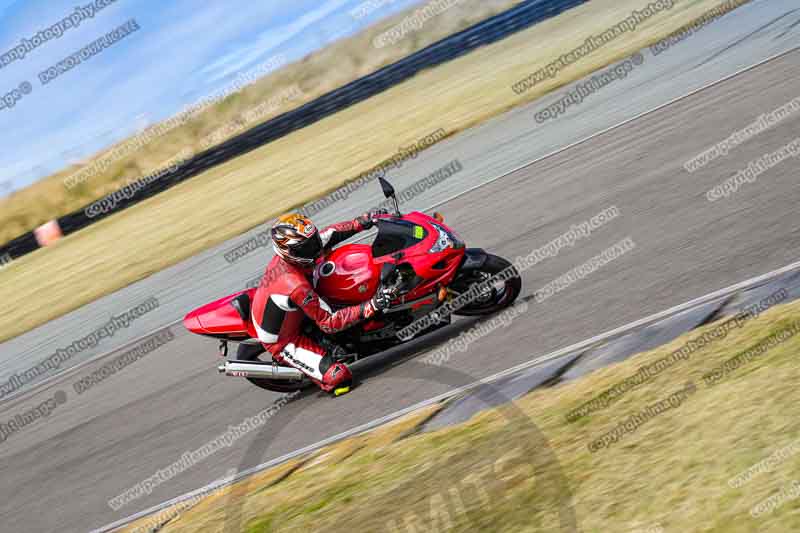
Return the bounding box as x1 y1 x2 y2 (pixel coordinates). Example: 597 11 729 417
450 254 521 316
247 378 308 393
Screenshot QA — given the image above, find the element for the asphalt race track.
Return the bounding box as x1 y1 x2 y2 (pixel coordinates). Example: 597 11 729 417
3 0 799 391
0 3 798 532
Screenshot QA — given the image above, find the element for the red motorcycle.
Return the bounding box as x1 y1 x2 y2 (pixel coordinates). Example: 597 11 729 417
184 177 521 392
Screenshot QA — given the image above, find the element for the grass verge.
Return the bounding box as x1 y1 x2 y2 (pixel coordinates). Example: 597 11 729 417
121 298 800 532
0 0 748 343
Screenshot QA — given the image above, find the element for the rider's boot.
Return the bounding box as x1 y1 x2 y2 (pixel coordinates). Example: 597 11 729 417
313 360 353 396
274 337 354 396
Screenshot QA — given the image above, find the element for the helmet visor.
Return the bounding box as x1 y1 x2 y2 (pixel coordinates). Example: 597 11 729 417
292 231 323 261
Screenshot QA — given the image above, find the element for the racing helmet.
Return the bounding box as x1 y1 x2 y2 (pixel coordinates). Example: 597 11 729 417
271 213 323 267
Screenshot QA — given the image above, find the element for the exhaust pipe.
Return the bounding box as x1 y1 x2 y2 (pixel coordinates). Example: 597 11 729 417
219 360 305 381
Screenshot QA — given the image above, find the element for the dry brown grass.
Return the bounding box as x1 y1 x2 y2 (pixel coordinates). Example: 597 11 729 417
121 299 800 532
0 0 744 343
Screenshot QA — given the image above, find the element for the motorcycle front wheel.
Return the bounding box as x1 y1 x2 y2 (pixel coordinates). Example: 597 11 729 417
449 253 521 316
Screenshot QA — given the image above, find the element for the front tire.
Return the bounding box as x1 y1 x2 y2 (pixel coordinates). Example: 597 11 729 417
450 253 521 316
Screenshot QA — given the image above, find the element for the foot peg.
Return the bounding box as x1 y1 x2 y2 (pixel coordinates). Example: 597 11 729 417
334 352 359 364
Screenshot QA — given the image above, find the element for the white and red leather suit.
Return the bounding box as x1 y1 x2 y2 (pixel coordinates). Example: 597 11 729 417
250 219 375 392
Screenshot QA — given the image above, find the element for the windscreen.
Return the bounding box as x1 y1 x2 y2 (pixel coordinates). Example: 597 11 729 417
371 219 428 257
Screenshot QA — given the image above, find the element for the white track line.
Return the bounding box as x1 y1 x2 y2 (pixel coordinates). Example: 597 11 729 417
95 257 800 532
12 43 799 409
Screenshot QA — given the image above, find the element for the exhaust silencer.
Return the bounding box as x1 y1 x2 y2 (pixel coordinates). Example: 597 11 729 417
220 360 305 381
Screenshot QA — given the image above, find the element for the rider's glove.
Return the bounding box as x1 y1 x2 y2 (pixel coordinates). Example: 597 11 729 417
372 286 395 310
356 208 390 230
363 285 396 318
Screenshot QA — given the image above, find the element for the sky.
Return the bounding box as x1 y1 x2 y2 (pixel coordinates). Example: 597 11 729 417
0 0 421 196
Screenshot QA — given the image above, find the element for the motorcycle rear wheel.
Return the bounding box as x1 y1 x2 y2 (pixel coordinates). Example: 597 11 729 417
247 377 308 393
450 253 521 316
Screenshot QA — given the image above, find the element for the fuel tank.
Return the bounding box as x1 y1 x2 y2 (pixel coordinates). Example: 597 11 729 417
314 244 381 305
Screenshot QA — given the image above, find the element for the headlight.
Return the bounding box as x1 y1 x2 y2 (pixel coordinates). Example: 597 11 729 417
429 222 464 253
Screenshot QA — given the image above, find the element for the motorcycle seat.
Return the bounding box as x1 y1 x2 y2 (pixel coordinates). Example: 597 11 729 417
230 293 251 322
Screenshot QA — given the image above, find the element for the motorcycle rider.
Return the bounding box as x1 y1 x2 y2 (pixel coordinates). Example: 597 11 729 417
246 210 392 396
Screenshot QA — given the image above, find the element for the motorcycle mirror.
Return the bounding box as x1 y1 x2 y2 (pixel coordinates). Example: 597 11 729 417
378 177 395 198
378 177 401 217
